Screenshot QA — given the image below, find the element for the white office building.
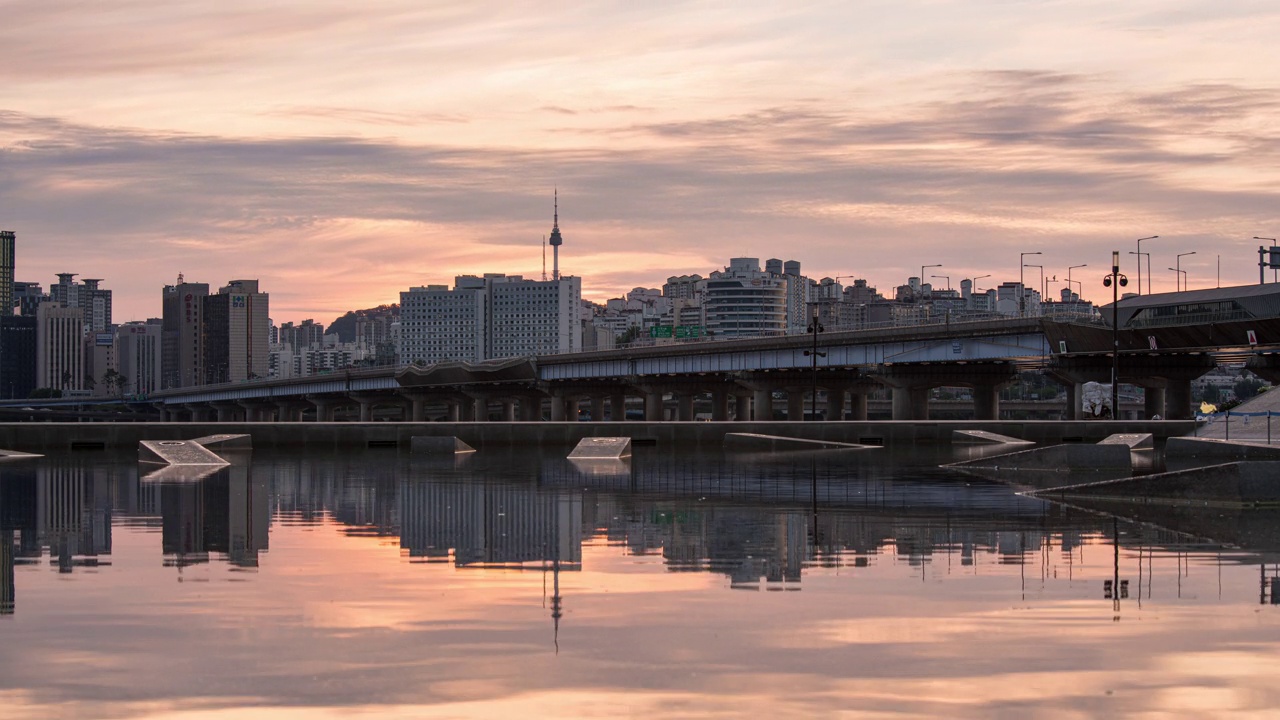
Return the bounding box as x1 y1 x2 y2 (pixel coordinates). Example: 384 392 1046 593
36 303 85 394
704 258 787 338
399 276 488 365
115 320 163 396
487 274 581 358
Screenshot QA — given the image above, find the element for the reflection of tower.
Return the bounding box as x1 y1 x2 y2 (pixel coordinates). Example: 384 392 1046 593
227 465 269 567
548 190 563 281
1 530 14 615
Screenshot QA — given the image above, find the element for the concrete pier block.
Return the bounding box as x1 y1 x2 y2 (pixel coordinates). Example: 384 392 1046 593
953 430 1033 445
138 440 231 467
568 436 632 459
410 436 476 454
1098 433 1153 449
189 433 252 451
723 433 876 452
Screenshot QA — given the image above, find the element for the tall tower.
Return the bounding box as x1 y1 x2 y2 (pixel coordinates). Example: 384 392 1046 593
548 190 563 281
0 231 14 315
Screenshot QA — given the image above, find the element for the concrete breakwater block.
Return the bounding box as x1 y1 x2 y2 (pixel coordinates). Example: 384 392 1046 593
1032 461 1280 507
0 449 43 461
723 433 876 452
1098 433 1153 449
410 436 476 454
946 442 1132 472
953 430 1034 445
1166 437 1280 463
189 433 252 451
568 457 631 477
138 440 230 467
568 437 632 459
140 464 226 483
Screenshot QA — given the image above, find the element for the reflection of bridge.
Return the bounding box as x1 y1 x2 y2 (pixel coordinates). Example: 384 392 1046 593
12 285 1280 423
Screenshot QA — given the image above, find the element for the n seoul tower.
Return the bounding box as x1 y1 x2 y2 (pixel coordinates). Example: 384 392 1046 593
548 189 563 281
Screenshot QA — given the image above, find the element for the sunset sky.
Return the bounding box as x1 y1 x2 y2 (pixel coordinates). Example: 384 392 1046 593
3 0 1278 323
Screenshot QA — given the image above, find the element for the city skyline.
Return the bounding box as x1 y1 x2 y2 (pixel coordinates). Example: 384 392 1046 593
2 1 1278 321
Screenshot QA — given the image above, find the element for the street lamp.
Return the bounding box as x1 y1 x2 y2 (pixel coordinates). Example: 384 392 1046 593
1135 236 1158 295
1020 252 1041 316
1169 267 1186 293
931 275 951 291
921 264 941 294
803 303 826 422
1176 251 1196 291
1067 264 1087 299
1256 238 1277 284
1023 263 1043 316
1102 251 1129 418
969 274 991 294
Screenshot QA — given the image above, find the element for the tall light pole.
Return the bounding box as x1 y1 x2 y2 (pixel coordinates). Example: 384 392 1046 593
1169 267 1186 293
1103 251 1129 418
1024 263 1043 315
804 303 825 421
1067 264 1087 299
921 264 941 293
1020 252 1041 316
970 274 991 293
1135 236 1158 295
1175 251 1196 291
931 275 951 291
1257 238 1277 284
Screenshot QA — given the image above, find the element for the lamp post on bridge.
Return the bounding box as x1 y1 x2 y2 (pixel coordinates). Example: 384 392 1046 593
921 264 941 296
931 275 951 291
804 303 826 421
1020 252 1041 316
1134 236 1158 295
1023 263 1043 316
1067 265 1087 299
1103 251 1129 418
1175 251 1196 291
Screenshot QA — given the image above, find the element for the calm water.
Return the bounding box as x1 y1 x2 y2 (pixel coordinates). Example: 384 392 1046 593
2 445 1279 719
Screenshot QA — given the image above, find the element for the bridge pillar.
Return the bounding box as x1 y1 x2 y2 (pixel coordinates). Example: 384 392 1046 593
1167 380 1194 421
397 392 428 422
753 390 773 421
590 396 606 422
711 390 730 421
786 388 807 421
848 391 868 421
972 384 1002 421
472 397 489 422
309 397 337 422
214 403 239 422
445 400 462 422
355 397 373 422
501 400 517 422
734 394 752 421
550 396 567 421
610 393 627 422
826 389 845 422
1144 386 1167 419
891 387 931 421
518 395 542 422
644 391 664 421
1061 382 1081 420
675 392 695 421
184 404 210 423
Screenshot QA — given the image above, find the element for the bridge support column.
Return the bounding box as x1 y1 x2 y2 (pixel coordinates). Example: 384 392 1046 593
501 400 517 422
446 401 462 422
848 391 868 421
735 394 752 421
826 388 845 422
644 391 664 421
1061 382 1081 420
675 392 695 421
357 398 373 422
184 404 210 422
610 393 627 422
711 390 730 421
891 387 930 421
753 390 773 421
972 384 1002 421
1166 379 1193 421
786 388 807 421
473 398 489 422
590 396 606 422
550 396 567 421
214 403 238 422
309 397 336 422
519 395 542 421
1144 386 1167 419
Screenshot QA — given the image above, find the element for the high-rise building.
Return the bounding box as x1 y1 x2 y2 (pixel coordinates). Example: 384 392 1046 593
400 277 488 365
0 231 14 319
161 278 209 389
487 274 581 358
704 258 787 337
0 316 36 399
202 280 269 384
48 273 112 332
115 320 163 396
35 303 85 394
12 281 46 317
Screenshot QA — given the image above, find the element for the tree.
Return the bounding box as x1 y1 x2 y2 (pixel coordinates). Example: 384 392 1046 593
84 373 97 392
619 326 643 345
102 369 128 400
1235 377 1266 402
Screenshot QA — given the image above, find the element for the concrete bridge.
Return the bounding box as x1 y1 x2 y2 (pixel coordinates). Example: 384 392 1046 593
10 286 1280 423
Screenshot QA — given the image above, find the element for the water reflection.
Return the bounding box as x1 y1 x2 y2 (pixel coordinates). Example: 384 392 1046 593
3 447 1280 717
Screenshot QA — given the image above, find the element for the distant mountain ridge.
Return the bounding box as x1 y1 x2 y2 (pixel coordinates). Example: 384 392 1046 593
326 303 399 343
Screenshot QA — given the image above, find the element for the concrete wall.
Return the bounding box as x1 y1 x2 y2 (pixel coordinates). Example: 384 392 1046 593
0 419 1197 453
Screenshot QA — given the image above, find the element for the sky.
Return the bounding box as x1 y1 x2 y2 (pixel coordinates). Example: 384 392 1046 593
2 0 1278 323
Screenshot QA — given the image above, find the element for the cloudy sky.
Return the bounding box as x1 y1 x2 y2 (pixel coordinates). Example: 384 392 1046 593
2 0 1278 322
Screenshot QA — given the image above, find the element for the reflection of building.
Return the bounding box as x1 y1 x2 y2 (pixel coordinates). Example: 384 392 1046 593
161 467 269 568
36 465 111 572
399 481 582 568
1 530 13 615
